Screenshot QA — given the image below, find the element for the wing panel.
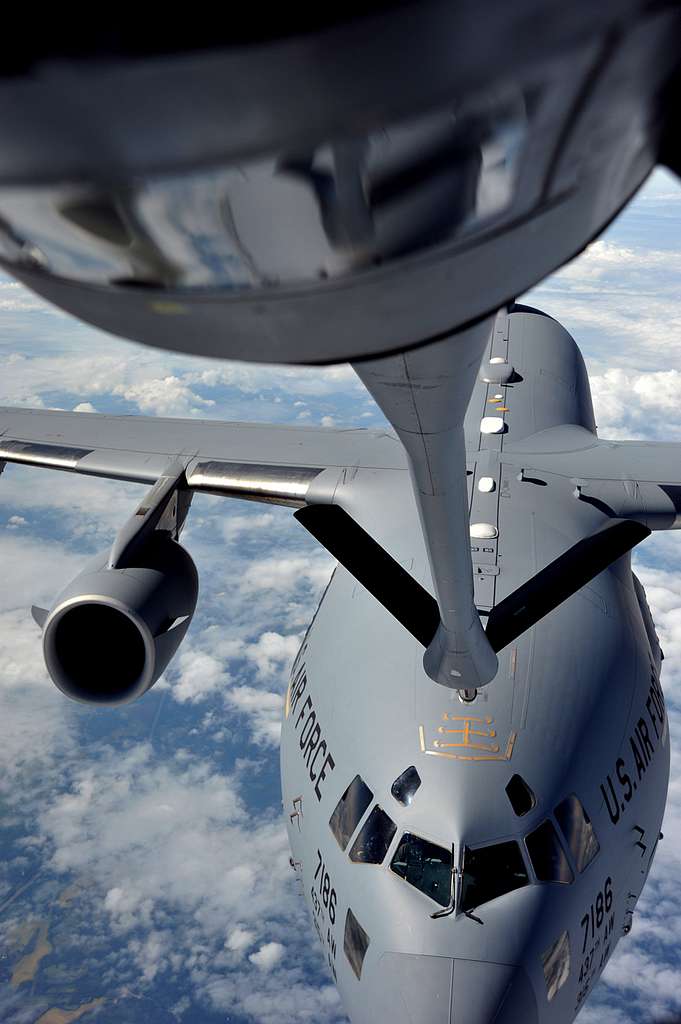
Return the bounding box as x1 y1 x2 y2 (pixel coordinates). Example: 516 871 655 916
0 407 403 467
0 407 405 497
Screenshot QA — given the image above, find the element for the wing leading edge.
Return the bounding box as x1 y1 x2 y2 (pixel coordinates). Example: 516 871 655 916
0 406 406 505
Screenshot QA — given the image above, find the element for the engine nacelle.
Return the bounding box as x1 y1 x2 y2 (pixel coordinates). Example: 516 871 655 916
41 536 198 706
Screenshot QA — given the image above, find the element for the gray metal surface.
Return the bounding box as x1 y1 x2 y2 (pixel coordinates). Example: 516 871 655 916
0 438 93 469
0 409 406 492
186 461 323 508
1 3 680 361
280 307 671 1024
354 317 498 690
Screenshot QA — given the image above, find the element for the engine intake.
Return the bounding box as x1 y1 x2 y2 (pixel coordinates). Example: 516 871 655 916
41 536 198 705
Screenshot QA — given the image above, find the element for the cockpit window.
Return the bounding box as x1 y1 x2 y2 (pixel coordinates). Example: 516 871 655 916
344 908 370 980
459 840 529 912
390 833 453 907
554 794 600 873
505 774 536 816
329 775 373 850
350 806 397 864
525 820 574 884
391 766 422 806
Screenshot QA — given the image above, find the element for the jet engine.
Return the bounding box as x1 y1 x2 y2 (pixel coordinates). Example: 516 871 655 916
37 535 198 706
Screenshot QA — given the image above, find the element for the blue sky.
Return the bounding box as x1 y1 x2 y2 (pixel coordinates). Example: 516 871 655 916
0 168 680 1023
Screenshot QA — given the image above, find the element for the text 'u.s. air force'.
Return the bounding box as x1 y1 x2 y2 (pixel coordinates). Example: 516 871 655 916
287 665 336 802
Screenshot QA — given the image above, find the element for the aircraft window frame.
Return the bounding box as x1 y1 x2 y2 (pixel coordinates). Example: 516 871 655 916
349 805 398 864
505 773 536 817
344 907 370 980
525 819 574 884
390 832 453 908
553 794 600 873
459 839 530 913
391 766 422 806
329 775 374 851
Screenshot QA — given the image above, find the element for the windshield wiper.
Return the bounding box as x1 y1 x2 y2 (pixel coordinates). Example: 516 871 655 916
431 844 456 919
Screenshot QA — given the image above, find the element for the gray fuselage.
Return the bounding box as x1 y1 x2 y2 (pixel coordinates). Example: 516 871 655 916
280 308 670 1024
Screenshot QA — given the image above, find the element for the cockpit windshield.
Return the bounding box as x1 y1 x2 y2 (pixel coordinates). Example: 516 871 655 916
525 820 574 884
554 794 599 873
390 833 453 908
350 806 397 864
459 840 529 912
329 775 373 850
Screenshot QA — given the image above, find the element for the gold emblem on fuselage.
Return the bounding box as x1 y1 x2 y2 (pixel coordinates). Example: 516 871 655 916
419 714 517 761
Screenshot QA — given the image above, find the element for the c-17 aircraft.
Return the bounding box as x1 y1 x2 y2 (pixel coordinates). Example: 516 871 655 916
0 2 680 1021
0 302 673 1022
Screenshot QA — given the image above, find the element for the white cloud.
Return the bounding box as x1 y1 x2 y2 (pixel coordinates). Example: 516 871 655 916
589 367 681 439
171 648 232 704
72 401 98 413
221 511 276 542
162 623 302 746
560 238 681 280
128 929 171 983
104 885 154 934
25 737 344 1020
41 744 277 938
0 279 47 312
526 193 681 376
244 631 302 681
0 607 76 811
248 941 285 971
0 282 364 422
0 533 80 614
225 926 256 953
226 686 284 746
191 360 360 400
634 563 681 703
6 515 26 528
241 554 335 594
0 350 136 406
0 463 146 540
112 376 216 417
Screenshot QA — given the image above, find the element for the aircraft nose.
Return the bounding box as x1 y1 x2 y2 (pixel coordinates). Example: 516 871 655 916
451 958 538 1024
